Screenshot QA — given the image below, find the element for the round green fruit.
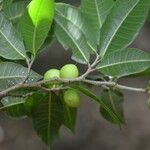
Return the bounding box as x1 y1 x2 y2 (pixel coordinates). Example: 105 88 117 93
60 64 79 79
64 89 80 108
44 69 60 80
44 69 60 88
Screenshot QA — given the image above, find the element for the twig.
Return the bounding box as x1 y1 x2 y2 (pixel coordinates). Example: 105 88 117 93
82 80 147 93
0 78 147 99
23 58 35 84
80 55 101 79
0 55 148 99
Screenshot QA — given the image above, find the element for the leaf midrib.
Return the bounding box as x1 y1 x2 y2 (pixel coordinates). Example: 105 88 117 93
0 22 26 59
74 85 121 126
0 101 24 111
57 7 96 54
0 76 26 79
32 0 45 55
101 0 139 57
47 94 51 147
98 59 150 70
108 91 123 123
55 9 89 63
94 0 102 28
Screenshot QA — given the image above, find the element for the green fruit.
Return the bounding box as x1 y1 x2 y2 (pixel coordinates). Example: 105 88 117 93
44 69 60 88
44 69 60 80
64 89 80 108
60 64 79 79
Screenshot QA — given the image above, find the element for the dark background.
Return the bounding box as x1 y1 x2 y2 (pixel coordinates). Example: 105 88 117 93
0 0 150 150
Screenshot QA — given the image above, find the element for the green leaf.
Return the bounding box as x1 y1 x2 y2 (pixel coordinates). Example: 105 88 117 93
1 96 26 118
32 92 63 147
55 3 95 64
0 92 43 118
0 12 27 60
24 92 44 116
0 62 42 90
81 0 114 44
19 0 55 56
147 10 150 22
71 85 123 125
127 68 150 77
60 92 77 132
99 0 150 58
4 1 27 23
2 0 13 9
40 23 56 51
97 48 150 77
100 89 124 125
134 68 150 76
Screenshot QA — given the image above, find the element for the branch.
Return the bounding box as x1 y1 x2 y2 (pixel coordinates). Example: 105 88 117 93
0 78 147 99
80 55 101 79
83 80 147 93
23 58 35 84
0 55 148 99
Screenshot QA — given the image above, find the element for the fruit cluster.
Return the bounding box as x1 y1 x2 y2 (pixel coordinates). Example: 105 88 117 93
44 64 80 108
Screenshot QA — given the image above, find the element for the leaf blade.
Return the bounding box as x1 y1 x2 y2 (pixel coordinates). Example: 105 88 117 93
0 62 42 90
20 0 55 55
0 13 27 60
32 93 62 147
60 92 77 132
55 3 95 64
100 89 124 125
81 0 114 44
71 85 123 124
97 48 150 77
99 0 150 57
4 1 28 23
0 96 26 118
